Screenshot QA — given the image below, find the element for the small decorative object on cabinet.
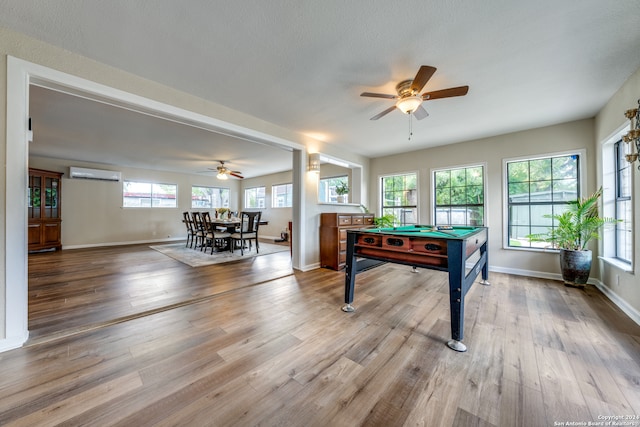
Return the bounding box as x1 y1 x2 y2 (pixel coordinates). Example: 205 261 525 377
28 168 63 252
320 212 374 270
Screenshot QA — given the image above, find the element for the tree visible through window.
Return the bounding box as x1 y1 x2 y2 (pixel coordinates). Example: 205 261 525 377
434 165 484 226
381 173 417 225
506 154 580 248
192 186 229 209
245 187 265 208
123 181 177 208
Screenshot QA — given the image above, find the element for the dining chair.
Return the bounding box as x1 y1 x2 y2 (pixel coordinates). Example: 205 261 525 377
202 211 231 254
191 212 206 250
230 211 261 255
182 211 196 248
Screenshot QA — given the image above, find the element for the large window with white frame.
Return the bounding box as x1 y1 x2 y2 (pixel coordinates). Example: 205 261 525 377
433 165 485 226
614 140 633 263
272 183 293 208
244 186 266 209
381 173 418 226
192 186 229 209
123 181 177 208
505 152 581 248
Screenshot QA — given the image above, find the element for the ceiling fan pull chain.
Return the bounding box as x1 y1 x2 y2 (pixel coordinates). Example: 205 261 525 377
408 113 413 141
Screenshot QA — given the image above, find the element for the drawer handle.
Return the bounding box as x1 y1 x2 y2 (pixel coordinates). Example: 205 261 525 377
363 237 376 244
386 238 404 247
424 243 442 251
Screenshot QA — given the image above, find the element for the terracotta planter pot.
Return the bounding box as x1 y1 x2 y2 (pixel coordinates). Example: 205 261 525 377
559 249 592 287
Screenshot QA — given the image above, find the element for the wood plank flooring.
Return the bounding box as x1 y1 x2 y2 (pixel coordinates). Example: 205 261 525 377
0 243 638 426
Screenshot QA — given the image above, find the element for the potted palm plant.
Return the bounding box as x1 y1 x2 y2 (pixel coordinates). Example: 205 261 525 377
335 182 349 203
528 187 619 287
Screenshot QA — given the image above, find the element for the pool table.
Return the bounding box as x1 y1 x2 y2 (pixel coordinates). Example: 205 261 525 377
343 225 489 352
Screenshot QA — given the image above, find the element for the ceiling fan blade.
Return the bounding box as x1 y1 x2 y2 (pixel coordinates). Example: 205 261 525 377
413 105 429 120
410 66 437 93
370 105 397 120
229 172 244 179
360 92 397 99
422 85 469 100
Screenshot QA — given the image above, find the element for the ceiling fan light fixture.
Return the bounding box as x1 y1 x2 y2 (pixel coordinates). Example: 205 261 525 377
396 96 422 114
216 172 228 180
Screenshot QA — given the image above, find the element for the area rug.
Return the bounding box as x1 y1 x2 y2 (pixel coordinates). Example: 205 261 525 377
149 242 289 267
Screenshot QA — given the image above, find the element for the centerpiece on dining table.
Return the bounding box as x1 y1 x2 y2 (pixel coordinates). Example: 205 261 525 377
215 208 230 219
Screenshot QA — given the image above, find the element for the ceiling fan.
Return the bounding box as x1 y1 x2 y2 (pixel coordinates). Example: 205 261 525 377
361 65 469 120
209 161 244 180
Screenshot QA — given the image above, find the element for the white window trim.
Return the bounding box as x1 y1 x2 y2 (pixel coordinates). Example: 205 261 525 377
191 185 230 209
244 186 266 209
271 183 293 208
430 161 487 226
122 180 178 209
378 170 420 221
501 149 587 251
601 122 635 272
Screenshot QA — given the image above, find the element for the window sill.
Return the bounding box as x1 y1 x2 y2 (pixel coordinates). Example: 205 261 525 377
317 202 361 207
598 256 634 273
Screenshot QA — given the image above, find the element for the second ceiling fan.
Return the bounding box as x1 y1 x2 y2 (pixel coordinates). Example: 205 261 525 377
361 65 469 120
210 161 244 180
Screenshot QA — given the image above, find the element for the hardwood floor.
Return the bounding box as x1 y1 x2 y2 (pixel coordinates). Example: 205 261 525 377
1 244 638 426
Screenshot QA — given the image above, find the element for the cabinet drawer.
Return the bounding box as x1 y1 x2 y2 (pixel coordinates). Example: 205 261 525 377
363 216 374 225
338 216 352 225
352 216 364 225
339 241 347 252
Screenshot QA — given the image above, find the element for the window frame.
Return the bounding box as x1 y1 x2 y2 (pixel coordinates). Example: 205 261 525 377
191 185 230 209
271 183 293 208
614 139 633 264
122 180 178 208
244 186 266 209
432 163 486 226
502 149 586 251
380 171 419 226
318 175 348 204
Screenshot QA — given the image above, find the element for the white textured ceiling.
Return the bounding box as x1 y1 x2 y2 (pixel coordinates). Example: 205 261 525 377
2 1 640 177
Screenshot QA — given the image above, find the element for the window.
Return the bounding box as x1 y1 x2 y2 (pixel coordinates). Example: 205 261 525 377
245 186 265 208
319 176 348 203
272 183 293 208
506 153 580 248
381 173 417 225
123 181 177 208
614 140 633 263
434 165 484 226
191 186 229 209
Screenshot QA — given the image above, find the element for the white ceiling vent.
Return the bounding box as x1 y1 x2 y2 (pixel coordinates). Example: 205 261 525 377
69 167 121 182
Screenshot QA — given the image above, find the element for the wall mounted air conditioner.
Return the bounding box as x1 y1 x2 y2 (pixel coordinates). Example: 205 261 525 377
69 167 121 182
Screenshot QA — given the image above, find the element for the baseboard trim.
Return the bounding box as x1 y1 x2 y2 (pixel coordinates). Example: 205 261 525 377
0 331 29 353
63 237 184 250
489 266 639 326
592 279 640 326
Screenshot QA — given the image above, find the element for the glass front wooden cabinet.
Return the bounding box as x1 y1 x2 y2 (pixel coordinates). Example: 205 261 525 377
28 168 63 251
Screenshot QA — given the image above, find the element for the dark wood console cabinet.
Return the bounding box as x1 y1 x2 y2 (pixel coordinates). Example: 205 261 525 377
320 212 374 270
28 168 63 252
